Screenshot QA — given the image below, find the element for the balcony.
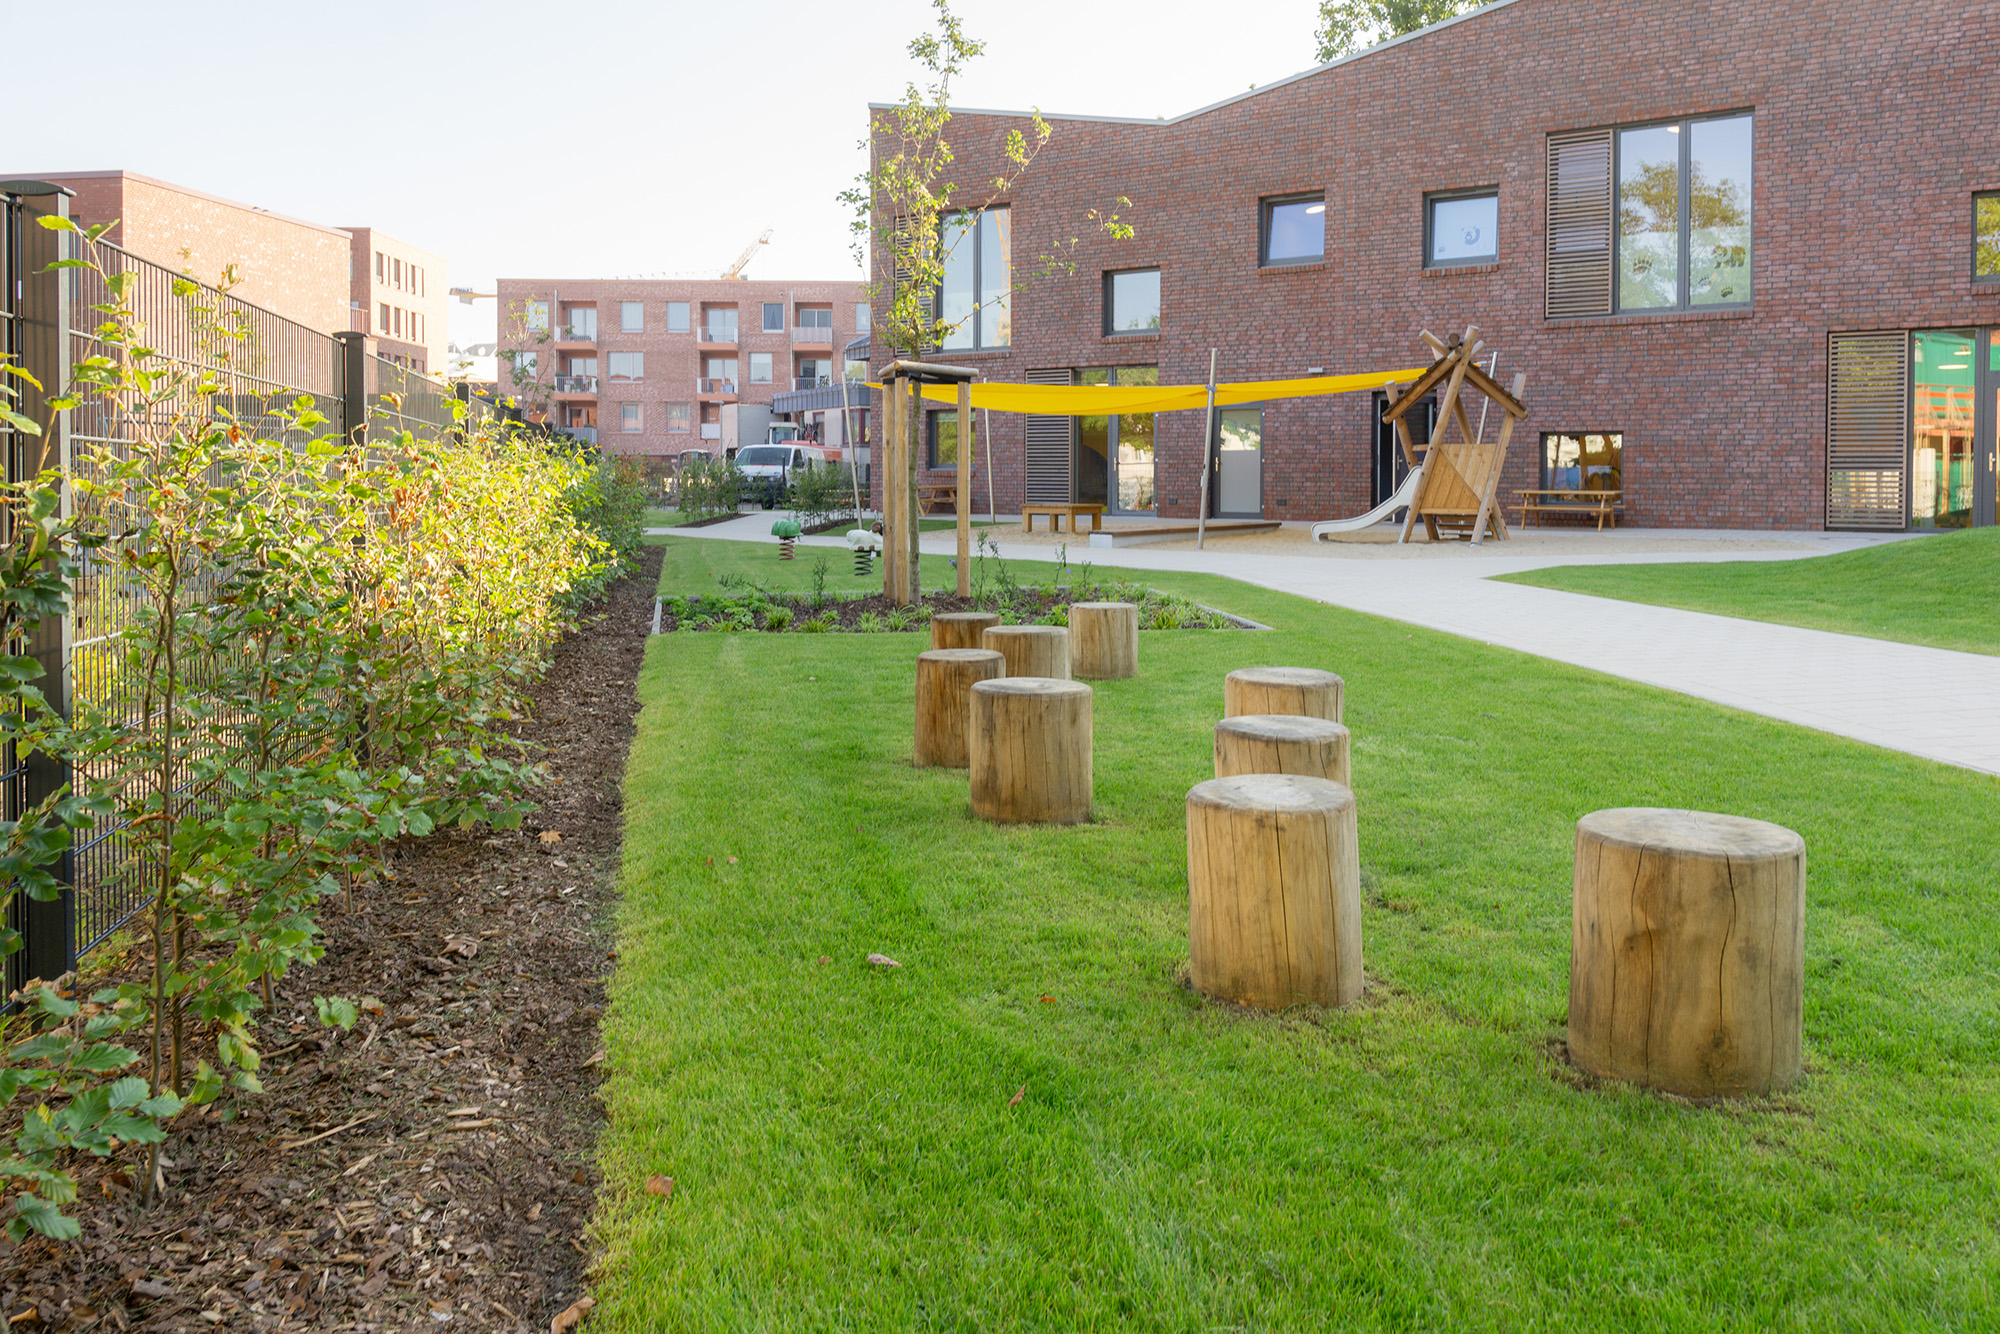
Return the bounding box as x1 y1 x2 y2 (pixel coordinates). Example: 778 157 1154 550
554 323 597 347
553 374 598 395
793 375 834 391
697 378 738 399
696 325 738 349
791 325 833 346
563 425 598 445
700 423 721 440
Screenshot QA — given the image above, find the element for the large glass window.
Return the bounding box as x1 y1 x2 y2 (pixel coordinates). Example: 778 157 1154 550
940 208 1011 350
797 306 832 329
621 300 644 332
666 301 690 332
665 401 691 433
703 306 738 339
1104 269 1161 335
1617 114 1751 311
1073 366 1157 512
1910 330 1977 528
607 351 643 380
1541 433 1624 491
749 353 772 384
928 412 959 468
855 303 872 335
620 402 642 432
1262 195 1326 266
1426 190 1498 267
1976 194 2000 280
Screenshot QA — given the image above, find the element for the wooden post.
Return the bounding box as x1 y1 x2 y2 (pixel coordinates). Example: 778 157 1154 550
1068 602 1138 679
1224 667 1343 723
1569 808 1805 1098
1195 348 1218 550
905 376 921 605
956 380 973 598
1213 715 1350 785
1187 774 1361 1010
931 610 1000 650
969 678 1093 825
881 370 903 601
981 624 1069 680
914 648 1004 768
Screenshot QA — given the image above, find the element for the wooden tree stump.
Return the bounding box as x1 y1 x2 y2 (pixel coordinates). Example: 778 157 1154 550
1224 666 1344 723
1187 774 1361 1010
969 678 1092 824
1569 808 1805 1098
1069 602 1138 679
914 648 1005 768
931 611 1000 651
981 624 1070 680
1213 714 1351 785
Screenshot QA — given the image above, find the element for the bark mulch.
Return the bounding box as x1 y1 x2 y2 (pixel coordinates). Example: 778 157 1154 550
0 545 664 1332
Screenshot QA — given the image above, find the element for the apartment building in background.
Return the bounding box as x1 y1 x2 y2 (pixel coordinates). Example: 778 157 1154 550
344 227 448 372
493 276 869 465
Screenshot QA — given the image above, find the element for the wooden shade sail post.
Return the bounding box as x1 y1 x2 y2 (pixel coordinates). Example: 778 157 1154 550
1389 326 1530 547
914 648 1005 768
1568 807 1806 1098
1187 774 1362 1010
1069 602 1138 679
931 610 1000 650
981 624 1070 680
1213 714 1351 785
1196 348 1218 551
1224 666 1344 723
956 380 973 598
969 678 1093 825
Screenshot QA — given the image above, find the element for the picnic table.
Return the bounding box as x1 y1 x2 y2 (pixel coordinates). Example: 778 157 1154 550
1022 503 1107 533
917 480 958 514
1513 488 1623 530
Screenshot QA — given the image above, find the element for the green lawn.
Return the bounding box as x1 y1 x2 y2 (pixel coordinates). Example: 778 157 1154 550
597 542 2000 1331
652 531 1031 599
1498 528 2000 655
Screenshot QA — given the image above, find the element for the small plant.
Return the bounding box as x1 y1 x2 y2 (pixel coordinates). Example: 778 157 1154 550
798 611 839 634
765 606 795 631
809 554 831 609
856 612 885 633
885 607 911 632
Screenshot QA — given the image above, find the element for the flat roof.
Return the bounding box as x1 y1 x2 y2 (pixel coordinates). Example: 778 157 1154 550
9 169 352 239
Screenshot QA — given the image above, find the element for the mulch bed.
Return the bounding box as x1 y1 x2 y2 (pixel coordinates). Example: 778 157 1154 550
659 586 1243 633
0 546 664 1332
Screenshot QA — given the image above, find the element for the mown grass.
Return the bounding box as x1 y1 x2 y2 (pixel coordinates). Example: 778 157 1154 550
596 541 2000 1331
650 532 1049 600
1499 527 2000 655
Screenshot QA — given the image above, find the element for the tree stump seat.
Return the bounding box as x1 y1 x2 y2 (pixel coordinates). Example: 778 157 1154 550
969 678 1092 825
982 624 1070 680
1213 714 1351 785
914 648 1005 768
1069 602 1138 679
931 611 1000 651
1224 666 1344 722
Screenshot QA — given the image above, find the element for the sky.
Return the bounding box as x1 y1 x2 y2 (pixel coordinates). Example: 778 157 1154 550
7 0 1323 367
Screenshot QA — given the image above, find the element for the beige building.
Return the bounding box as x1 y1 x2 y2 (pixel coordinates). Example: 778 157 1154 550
343 227 448 373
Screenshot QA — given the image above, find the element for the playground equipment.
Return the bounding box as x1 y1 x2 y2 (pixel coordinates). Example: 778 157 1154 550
771 517 802 559
844 526 882 577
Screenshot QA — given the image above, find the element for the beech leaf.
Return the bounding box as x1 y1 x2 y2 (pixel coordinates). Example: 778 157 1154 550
866 953 901 968
645 1174 674 1200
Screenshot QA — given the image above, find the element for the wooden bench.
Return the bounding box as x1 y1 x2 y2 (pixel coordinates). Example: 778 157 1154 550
1022 503 1106 533
1514 489 1623 530
917 481 958 515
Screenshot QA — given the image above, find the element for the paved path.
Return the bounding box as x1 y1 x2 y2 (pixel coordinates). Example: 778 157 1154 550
649 518 2000 777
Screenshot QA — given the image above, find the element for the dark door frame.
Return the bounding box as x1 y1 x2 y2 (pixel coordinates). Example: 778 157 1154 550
1209 404 1265 518
1978 329 1999 527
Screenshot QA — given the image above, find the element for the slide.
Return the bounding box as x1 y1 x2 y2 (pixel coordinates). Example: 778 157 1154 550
1310 465 1424 540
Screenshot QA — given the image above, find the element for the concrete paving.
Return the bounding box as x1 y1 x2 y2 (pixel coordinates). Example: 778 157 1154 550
647 516 2000 778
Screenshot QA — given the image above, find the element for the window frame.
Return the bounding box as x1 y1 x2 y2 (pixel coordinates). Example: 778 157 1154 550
666 301 690 332
620 402 643 433
1259 192 1327 268
607 351 644 381
937 206 1011 351
1612 110 1754 313
1975 192 2000 283
621 300 644 332
665 401 692 434
748 352 773 384
762 302 785 333
1423 187 1500 269
926 410 960 469
1539 430 1625 490
1101 268 1162 337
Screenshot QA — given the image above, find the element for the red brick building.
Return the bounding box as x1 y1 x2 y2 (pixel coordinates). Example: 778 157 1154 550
493 277 869 462
869 0 2000 531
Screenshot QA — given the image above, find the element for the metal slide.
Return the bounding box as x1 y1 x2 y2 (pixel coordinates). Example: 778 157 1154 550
1310 465 1425 540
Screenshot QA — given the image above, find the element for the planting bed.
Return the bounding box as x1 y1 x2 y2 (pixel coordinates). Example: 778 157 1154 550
658 587 1238 634
0 548 663 1333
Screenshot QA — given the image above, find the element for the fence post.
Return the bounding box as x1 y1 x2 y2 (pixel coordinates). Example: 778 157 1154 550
454 380 470 445
334 331 368 450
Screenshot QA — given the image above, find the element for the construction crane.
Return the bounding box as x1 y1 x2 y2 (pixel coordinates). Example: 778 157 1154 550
720 228 773 280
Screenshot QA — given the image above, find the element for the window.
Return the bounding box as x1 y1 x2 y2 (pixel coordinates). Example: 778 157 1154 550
621 403 642 433
940 207 1011 350
749 352 773 383
927 412 959 468
375 251 384 281
393 258 402 288
378 302 389 334
621 301 644 332
1426 190 1498 267
855 303 871 336
797 306 832 328
1617 113 1752 310
762 302 784 332
1103 269 1161 335
512 351 537 381
666 402 691 433
1261 194 1326 266
667 301 690 332
393 307 402 336
1542 433 1623 491
1977 193 2000 280
563 305 597 339
704 357 738 390
796 357 832 387
608 351 644 380
525 300 550 332
1074 366 1158 511
703 306 738 340
414 266 423 297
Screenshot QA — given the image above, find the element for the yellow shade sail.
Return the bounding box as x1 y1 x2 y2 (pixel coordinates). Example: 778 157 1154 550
880 366 1428 416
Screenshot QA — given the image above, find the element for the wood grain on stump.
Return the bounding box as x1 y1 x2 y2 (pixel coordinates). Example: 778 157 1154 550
1224 666 1344 723
914 648 1005 768
1069 602 1138 679
1187 774 1362 1011
931 610 1000 651
1569 807 1805 1098
981 624 1070 680
969 678 1092 825
1214 714 1351 785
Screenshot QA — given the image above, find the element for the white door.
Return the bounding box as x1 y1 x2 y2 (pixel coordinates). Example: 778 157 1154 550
1215 408 1262 516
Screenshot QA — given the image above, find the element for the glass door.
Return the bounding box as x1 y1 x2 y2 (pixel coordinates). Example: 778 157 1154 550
1910 330 1978 528
1113 366 1158 514
1214 407 1263 516
1373 391 1434 507
1983 330 2000 526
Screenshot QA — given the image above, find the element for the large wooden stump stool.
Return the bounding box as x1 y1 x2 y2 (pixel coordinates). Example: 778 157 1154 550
1224 666 1343 723
914 648 1005 768
968 678 1092 825
1214 714 1351 785
981 624 1070 680
1569 808 1805 1098
1069 602 1138 679
931 610 1000 651
1187 775 1362 1010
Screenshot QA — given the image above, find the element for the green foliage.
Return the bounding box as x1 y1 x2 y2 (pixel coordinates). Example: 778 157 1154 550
676 455 745 521
1314 0 1477 60
785 463 862 532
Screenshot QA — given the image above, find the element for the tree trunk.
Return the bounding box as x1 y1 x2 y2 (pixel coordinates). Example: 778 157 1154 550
1224 667 1344 722
931 611 1000 651
1187 774 1361 1010
980 624 1069 680
914 648 1005 768
1213 714 1350 785
1569 807 1806 1098
968 678 1092 825
1069 602 1138 679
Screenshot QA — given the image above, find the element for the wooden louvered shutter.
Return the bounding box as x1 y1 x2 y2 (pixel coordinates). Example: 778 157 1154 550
1546 130 1613 319
1826 331 1908 530
1023 368 1074 504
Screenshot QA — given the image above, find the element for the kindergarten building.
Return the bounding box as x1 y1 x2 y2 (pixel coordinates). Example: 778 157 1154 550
867 0 2000 531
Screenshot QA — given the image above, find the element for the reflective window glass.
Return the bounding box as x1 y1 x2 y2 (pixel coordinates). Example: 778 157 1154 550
1618 125 1681 310
1428 193 1498 265
1105 269 1161 334
1689 115 1753 306
1263 196 1326 264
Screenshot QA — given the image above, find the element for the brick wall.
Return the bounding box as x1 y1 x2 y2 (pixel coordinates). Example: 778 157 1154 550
869 0 2000 529
346 227 449 374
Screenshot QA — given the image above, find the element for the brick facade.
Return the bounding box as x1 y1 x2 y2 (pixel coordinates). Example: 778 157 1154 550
869 0 2000 529
344 227 449 374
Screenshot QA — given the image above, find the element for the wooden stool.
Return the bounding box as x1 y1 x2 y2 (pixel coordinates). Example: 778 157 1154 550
1213 714 1350 785
969 678 1092 825
931 610 1000 651
1224 666 1343 723
1187 774 1361 1010
1569 808 1805 1098
1069 602 1138 679
981 624 1070 680
914 648 1005 768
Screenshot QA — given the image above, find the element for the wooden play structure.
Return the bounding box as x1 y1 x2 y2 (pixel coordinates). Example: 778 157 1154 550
878 360 979 605
1383 326 1529 545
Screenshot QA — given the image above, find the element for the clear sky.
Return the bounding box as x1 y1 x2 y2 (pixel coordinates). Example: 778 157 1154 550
7 0 1323 365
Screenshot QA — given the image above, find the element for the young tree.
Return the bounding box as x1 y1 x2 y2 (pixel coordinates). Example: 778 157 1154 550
1314 0 1479 61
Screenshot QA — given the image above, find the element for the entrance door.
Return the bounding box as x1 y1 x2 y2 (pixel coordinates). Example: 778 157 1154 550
1983 330 2000 525
1373 391 1435 506
1910 330 1979 528
1214 407 1262 516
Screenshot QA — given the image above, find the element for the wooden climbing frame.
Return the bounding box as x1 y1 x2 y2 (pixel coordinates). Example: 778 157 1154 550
1383 326 1530 545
